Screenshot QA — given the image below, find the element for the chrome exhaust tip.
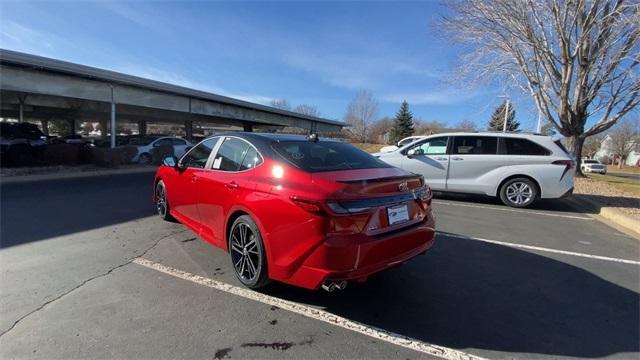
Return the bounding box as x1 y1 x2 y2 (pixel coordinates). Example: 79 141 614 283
321 282 336 292
321 280 347 292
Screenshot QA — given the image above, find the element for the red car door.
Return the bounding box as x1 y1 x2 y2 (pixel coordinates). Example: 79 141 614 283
169 138 218 230
196 137 260 247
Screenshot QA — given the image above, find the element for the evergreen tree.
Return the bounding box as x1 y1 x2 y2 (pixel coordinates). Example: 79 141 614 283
488 101 519 131
389 101 415 144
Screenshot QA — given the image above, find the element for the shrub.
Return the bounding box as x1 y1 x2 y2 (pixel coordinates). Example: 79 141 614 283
91 147 125 167
44 144 80 165
119 146 138 164
151 145 175 165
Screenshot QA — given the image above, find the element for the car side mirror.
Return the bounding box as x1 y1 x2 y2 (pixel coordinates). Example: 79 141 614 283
407 148 422 158
162 155 178 168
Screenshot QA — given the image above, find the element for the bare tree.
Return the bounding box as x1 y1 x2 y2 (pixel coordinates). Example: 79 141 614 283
609 117 640 167
442 0 639 174
582 132 605 158
369 117 395 144
293 104 321 117
414 119 445 135
456 119 477 130
344 90 379 143
270 98 292 111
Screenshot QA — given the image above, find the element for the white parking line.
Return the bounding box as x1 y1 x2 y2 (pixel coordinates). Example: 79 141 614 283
132 257 486 360
433 200 593 220
441 233 640 265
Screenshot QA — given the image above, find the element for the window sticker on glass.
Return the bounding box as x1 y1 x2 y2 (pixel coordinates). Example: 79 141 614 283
213 157 222 169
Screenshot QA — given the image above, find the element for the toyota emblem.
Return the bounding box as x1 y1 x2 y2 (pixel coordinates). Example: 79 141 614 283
398 182 409 192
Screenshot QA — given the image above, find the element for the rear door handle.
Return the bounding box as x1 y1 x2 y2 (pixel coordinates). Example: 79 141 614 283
226 181 239 189
191 174 197 183
452 157 464 161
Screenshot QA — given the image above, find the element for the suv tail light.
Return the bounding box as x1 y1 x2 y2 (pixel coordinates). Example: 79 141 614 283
552 159 575 168
552 159 575 180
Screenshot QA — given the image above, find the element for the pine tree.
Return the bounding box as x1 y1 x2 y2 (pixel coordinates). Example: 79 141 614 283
488 101 519 131
389 101 415 144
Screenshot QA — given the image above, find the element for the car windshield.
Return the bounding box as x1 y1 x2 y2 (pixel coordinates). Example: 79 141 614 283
583 160 599 164
272 140 392 172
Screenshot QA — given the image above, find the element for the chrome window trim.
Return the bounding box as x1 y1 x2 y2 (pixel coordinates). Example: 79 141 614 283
178 136 222 169
207 136 264 173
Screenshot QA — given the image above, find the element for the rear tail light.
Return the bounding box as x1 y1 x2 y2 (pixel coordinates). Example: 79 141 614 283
326 202 371 214
290 197 324 214
552 159 575 180
552 159 575 169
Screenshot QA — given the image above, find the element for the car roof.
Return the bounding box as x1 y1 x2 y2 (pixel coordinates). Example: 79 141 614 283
201 132 343 159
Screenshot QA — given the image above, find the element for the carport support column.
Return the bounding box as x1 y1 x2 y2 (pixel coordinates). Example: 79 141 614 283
138 120 147 136
243 123 253 132
68 119 76 136
17 94 28 123
41 119 49 136
110 101 116 148
184 120 193 141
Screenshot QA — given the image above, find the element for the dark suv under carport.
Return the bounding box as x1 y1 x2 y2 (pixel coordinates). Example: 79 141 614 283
0 122 47 166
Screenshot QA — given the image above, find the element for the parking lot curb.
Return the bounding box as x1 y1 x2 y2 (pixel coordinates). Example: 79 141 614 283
569 196 640 237
0 167 157 185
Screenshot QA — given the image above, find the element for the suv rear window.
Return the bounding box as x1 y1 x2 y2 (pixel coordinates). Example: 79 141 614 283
499 138 551 156
273 141 391 172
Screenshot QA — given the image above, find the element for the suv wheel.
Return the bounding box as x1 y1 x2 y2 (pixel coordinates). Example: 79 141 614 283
229 215 270 289
499 178 538 208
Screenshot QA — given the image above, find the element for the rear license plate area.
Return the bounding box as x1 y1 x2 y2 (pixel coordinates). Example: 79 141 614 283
387 204 409 225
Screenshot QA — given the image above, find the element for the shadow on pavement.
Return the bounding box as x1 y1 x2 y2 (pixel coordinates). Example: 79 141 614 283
0 173 155 248
434 191 581 212
259 232 640 358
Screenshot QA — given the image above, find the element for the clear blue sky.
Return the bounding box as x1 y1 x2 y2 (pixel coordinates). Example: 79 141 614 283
0 1 539 129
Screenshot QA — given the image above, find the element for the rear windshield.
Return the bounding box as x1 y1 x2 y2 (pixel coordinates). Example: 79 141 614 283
272 140 391 172
583 160 598 164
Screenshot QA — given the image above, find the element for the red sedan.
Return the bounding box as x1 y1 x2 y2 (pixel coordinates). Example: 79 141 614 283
154 133 435 291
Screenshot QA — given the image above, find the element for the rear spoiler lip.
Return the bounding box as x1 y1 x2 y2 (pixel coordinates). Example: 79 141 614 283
335 174 420 184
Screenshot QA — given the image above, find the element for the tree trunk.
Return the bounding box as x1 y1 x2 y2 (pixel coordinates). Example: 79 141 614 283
618 157 623 169
565 135 585 177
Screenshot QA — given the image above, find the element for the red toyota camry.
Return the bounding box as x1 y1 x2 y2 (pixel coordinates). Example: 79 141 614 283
153 133 435 291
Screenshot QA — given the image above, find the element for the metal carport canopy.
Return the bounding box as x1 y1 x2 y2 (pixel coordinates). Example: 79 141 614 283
0 49 345 146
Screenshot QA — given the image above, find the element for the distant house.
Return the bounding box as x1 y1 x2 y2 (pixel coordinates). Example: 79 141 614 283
595 134 640 166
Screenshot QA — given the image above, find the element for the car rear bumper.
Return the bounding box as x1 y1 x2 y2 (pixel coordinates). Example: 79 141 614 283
277 213 436 290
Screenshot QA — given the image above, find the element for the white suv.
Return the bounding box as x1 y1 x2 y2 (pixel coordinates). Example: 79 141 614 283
374 132 575 207
581 159 607 174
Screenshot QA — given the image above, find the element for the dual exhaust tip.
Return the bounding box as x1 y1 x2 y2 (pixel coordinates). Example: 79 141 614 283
321 280 348 292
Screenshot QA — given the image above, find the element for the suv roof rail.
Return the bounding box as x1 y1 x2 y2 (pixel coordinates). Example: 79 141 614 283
481 130 550 136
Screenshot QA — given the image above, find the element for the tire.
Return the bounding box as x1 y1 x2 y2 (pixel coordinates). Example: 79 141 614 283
139 153 152 165
229 215 269 289
155 180 174 221
499 177 538 208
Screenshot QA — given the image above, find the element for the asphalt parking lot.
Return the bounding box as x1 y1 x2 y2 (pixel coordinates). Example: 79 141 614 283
1 172 639 359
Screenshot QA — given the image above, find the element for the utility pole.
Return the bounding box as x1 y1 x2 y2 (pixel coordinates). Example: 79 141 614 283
502 99 510 133
536 111 542 133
